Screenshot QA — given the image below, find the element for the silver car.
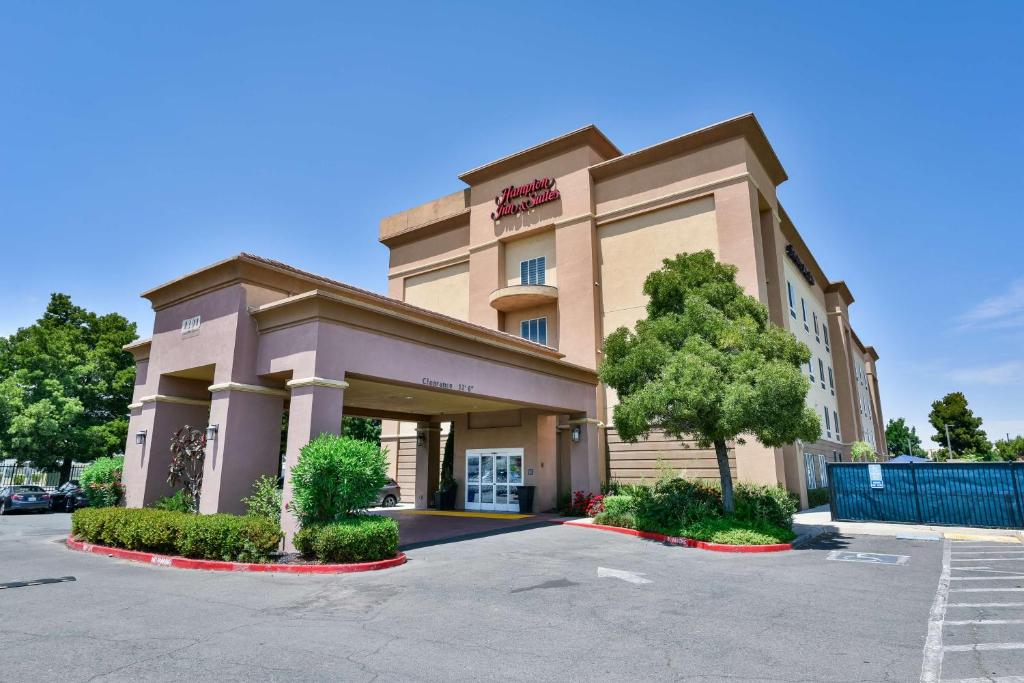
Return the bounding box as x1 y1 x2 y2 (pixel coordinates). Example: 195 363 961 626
377 479 401 507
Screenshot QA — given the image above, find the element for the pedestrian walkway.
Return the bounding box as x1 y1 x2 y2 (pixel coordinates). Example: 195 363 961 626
793 505 1024 544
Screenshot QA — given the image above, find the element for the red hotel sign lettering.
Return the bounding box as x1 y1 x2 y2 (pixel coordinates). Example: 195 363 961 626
491 177 560 220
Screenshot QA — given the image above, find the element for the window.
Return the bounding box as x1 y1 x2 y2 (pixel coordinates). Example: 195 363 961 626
828 367 835 395
824 406 831 438
833 449 840 463
787 281 796 318
823 326 830 351
520 257 546 286
808 361 814 383
818 359 826 389
804 453 817 490
813 312 820 340
817 453 828 487
834 410 840 440
520 317 547 345
801 298 808 330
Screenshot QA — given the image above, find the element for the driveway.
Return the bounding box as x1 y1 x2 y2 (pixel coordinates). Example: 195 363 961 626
372 508 562 549
0 511 977 681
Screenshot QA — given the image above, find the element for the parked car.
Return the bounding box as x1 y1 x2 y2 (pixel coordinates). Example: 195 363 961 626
0 485 52 514
49 480 88 512
377 479 401 507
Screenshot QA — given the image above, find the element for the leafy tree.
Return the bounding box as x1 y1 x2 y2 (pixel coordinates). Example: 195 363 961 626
341 416 381 445
993 436 1024 462
599 251 820 513
928 392 990 456
885 418 926 456
0 294 137 481
850 440 878 462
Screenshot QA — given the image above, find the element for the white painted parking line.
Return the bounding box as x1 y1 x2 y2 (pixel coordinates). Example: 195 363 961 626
951 588 1024 592
953 569 1024 576
953 551 1024 555
948 603 1024 607
950 576 1024 580
953 558 1024 562
920 540 951 683
945 677 1024 682
943 642 1024 652
944 619 1024 625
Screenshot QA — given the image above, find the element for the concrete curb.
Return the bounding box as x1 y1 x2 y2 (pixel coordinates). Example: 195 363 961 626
66 536 407 573
556 519 793 553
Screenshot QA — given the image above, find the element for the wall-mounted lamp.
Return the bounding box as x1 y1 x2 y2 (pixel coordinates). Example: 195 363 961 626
206 424 219 441
135 429 147 445
571 425 582 443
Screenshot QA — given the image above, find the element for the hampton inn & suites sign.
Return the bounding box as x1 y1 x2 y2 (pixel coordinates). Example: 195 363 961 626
491 177 560 220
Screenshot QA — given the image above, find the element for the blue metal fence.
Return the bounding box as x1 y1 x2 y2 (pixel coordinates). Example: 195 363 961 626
827 462 1024 529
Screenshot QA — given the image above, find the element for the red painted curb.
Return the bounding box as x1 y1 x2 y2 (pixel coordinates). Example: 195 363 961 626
66 536 408 573
557 519 792 553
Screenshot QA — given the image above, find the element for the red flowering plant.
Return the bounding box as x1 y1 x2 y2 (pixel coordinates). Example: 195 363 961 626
565 490 604 517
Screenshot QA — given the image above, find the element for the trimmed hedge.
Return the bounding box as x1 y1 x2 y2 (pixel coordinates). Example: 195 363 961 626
679 517 796 545
294 515 399 563
71 507 281 563
593 494 638 529
733 482 798 529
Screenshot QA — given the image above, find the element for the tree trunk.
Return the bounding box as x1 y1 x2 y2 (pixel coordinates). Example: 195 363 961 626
59 455 74 485
714 439 734 514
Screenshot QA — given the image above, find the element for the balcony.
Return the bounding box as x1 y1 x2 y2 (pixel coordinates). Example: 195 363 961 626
488 284 558 312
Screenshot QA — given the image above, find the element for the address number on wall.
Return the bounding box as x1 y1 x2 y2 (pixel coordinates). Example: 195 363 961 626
181 315 201 336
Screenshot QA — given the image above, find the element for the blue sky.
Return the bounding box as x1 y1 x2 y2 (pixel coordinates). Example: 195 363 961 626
2 2 1022 447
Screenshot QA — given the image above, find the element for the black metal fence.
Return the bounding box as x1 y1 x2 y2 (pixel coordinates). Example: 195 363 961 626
828 462 1024 529
0 463 87 490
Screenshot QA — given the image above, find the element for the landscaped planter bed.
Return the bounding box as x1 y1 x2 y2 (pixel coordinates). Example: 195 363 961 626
556 518 794 553
66 536 407 573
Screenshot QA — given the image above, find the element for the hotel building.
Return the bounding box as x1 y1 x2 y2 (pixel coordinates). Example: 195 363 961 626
120 113 885 548
379 113 886 507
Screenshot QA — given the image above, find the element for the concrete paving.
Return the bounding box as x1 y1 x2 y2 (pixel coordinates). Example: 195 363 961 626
372 509 562 549
794 505 1024 544
2 510 948 681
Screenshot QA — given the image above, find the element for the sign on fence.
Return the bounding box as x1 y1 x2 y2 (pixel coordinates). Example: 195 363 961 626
868 463 884 489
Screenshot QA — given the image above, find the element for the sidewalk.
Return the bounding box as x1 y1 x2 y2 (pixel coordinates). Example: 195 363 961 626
793 505 1024 544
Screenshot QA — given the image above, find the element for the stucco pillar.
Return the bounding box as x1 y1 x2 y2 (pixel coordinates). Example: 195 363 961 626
414 422 441 509
199 384 287 515
568 417 601 494
123 396 211 508
280 377 347 551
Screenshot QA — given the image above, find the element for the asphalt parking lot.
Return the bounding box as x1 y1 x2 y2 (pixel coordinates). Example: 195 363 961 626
0 511 991 682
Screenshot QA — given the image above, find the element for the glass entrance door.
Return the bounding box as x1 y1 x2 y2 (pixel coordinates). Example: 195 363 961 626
466 449 524 512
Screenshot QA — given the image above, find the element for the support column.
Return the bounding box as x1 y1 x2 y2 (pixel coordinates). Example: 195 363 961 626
123 395 211 508
199 383 287 515
280 376 347 551
567 417 601 494
414 422 441 509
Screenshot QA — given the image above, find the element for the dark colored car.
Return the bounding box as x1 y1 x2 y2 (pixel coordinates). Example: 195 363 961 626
49 480 88 512
0 485 52 514
377 478 401 507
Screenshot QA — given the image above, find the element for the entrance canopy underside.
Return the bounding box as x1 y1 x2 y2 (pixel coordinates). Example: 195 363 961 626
342 376 526 421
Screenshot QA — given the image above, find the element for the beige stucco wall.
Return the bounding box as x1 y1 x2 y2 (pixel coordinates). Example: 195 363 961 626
503 230 557 287
403 262 470 321
597 196 717 422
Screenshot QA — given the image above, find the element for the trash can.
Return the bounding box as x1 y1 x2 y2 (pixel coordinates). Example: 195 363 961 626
516 485 536 514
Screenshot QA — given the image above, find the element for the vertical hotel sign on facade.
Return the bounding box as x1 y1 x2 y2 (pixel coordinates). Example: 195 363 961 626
491 177 560 220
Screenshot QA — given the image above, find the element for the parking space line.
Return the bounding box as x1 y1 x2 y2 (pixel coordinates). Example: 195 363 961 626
951 588 1024 592
953 551 1024 555
944 619 1024 625
943 642 1024 652
948 603 1024 607
950 576 1024 580
945 677 1024 682
921 540 951 683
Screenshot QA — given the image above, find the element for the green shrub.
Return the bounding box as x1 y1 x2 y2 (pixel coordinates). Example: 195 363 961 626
679 516 796 545
153 490 194 513
178 514 281 563
80 456 125 508
633 477 721 536
242 475 282 523
71 507 281 563
12 474 25 485
294 515 399 563
290 435 389 526
733 483 798 529
807 487 830 508
593 494 638 529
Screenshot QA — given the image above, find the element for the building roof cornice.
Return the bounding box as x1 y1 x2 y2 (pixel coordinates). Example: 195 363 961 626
457 124 621 186
588 113 787 185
